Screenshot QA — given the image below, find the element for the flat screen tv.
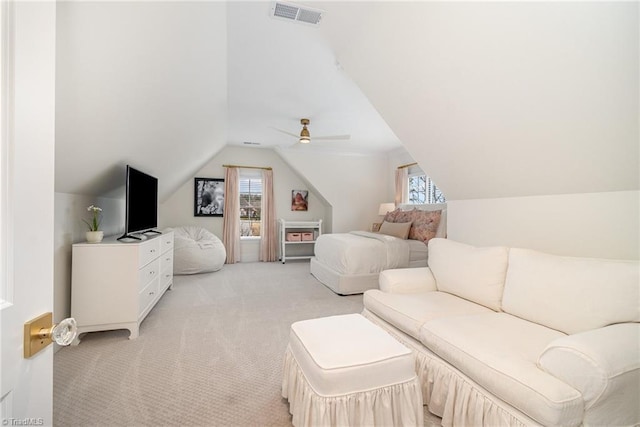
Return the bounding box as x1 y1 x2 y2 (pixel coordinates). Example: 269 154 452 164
119 165 159 240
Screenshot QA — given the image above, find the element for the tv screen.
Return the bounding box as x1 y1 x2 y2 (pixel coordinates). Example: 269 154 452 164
125 165 158 235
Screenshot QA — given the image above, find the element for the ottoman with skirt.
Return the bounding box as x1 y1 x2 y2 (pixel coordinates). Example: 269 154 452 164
282 313 423 426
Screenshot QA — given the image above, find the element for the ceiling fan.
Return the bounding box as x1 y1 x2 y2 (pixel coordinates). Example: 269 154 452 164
274 118 351 144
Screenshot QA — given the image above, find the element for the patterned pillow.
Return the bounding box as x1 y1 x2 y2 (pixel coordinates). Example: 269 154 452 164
407 209 442 243
383 208 401 223
383 208 413 224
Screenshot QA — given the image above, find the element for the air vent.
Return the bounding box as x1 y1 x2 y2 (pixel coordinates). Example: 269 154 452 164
271 1 323 26
243 141 261 146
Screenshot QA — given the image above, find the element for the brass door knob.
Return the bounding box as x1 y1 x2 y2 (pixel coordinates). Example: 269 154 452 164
24 313 77 358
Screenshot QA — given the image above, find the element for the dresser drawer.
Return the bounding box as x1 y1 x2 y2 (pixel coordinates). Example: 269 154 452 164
161 232 174 252
160 265 173 290
138 277 160 315
138 239 160 268
138 259 160 291
160 251 173 272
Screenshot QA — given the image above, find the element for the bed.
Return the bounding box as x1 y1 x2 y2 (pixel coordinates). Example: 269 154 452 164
310 203 446 295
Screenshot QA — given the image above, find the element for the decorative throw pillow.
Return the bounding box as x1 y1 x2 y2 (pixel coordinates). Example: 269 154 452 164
383 208 413 224
378 221 412 239
407 209 442 243
383 208 401 223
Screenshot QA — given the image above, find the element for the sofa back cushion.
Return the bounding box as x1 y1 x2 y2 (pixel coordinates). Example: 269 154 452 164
428 238 510 311
502 249 640 334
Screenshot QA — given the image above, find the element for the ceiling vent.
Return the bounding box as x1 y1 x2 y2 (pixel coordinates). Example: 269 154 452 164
270 2 323 26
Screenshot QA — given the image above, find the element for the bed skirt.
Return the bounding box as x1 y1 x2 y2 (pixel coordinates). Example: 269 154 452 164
282 346 424 427
310 257 379 295
362 310 542 427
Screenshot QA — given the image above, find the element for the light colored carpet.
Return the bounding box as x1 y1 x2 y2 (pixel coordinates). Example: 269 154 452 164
54 261 441 426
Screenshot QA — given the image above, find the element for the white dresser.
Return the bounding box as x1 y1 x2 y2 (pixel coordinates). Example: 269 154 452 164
71 231 174 344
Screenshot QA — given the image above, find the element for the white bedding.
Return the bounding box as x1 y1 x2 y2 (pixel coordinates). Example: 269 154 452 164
314 231 427 275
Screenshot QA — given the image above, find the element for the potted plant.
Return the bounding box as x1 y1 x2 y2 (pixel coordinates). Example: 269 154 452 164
84 205 104 243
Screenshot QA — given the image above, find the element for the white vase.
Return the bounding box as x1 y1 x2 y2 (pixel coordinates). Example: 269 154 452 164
86 231 104 243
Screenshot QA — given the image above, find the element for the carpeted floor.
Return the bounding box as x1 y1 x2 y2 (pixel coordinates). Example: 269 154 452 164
54 261 441 426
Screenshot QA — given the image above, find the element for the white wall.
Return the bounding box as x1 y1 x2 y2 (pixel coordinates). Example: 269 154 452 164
320 2 639 200
53 193 124 330
159 146 328 261
55 1 228 200
277 149 390 233
447 191 639 260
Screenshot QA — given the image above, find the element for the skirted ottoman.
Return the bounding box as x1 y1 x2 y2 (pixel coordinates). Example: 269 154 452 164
282 314 423 426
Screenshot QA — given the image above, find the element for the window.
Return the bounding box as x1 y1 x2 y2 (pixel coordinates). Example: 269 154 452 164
239 176 262 237
408 174 446 204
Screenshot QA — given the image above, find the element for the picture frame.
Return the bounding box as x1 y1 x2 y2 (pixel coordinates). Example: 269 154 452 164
194 178 225 217
291 190 308 211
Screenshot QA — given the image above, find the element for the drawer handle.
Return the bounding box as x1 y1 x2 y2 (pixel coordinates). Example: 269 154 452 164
165 274 170 278
165 257 170 261
149 291 155 295
150 249 156 253
166 241 171 244
149 271 155 275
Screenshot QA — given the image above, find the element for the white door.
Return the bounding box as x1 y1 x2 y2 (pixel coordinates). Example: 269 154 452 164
1 1 57 425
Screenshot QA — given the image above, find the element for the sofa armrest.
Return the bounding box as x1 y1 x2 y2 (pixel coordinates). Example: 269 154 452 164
378 267 437 294
538 323 640 425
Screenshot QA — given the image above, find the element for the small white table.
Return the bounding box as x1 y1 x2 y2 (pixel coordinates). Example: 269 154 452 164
282 313 424 426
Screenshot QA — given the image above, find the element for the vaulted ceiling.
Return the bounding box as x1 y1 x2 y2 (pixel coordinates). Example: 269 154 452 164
55 1 638 201
316 1 639 200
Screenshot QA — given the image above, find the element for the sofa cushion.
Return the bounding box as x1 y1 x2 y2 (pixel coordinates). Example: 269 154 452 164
502 248 640 335
420 313 583 426
428 238 509 311
364 290 493 340
379 267 437 294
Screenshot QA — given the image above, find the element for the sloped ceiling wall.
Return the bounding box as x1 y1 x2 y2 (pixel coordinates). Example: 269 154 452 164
55 2 228 200
317 2 639 200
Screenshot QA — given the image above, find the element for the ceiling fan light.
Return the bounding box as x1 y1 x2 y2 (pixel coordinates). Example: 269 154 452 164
299 122 311 143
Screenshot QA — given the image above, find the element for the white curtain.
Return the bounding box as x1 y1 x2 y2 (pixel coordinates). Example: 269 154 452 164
223 167 240 264
260 169 278 262
395 167 408 206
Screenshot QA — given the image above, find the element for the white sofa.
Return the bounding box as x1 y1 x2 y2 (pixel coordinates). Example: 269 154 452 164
362 238 639 426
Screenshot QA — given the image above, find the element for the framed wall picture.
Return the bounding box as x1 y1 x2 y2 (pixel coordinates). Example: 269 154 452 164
291 190 308 211
194 178 225 217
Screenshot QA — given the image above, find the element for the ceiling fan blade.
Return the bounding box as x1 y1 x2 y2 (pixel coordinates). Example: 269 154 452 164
270 127 300 138
312 134 351 141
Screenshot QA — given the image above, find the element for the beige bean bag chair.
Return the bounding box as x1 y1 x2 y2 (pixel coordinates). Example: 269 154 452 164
169 226 226 275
